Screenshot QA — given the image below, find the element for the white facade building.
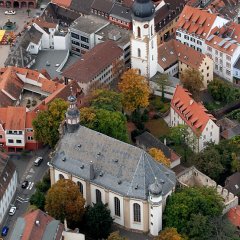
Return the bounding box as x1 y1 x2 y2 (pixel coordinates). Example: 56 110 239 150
49 93 176 236
131 0 158 79
170 85 220 152
0 155 17 224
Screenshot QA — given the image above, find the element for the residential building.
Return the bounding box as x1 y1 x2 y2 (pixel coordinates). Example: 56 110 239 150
131 0 158 79
227 206 240 228
233 56 240 84
170 85 220 152
1 0 36 8
91 0 115 18
175 5 228 53
158 39 213 88
49 93 176 236
62 41 124 93
225 172 240 197
154 0 186 44
10 209 64 240
217 117 240 140
205 22 240 83
0 66 64 107
178 166 238 214
0 152 17 225
0 107 39 152
135 131 181 169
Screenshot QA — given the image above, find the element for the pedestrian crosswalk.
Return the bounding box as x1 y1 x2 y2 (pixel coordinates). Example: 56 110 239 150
16 196 29 203
27 181 34 190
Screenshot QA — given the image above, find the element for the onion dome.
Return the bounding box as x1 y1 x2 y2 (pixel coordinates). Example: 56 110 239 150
149 178 162 196
132 0 155 21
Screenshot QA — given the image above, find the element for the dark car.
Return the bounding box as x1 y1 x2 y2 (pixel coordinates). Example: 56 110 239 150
21 180 29 189
1 226 9 236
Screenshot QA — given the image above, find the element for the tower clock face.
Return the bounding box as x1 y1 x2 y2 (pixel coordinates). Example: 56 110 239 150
144 24 149 28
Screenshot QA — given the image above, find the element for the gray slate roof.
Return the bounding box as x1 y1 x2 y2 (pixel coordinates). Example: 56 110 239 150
110 4 132 22
52 126 176 200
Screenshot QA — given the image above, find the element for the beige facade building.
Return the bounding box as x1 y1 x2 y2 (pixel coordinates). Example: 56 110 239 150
49 92 176 236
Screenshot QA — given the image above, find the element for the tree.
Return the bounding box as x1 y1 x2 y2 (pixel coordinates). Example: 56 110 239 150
155 228 183 240
107 231 128 240
45 179 85 223
170 125 190 145
90 89 123 112
155 73 169 101
80 107 129 142
118 69 150 112
163 187 224 237
191 147 224 181
33 98 68 147
86 202 113 239
180 68 204 97
148 148 171 167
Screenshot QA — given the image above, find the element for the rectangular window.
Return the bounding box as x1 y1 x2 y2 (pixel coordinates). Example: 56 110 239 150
16 140 22 143
80 36 89 43
207 46 212 52
71 40 80 46
0 135 2 139
81 44 89 49
226 55 231 61
226 70 231 76
71 32 80 39
8 139 13 143
226 62 231 68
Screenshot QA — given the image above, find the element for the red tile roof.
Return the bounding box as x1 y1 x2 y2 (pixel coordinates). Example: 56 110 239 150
26 111 37 128
177 5 218 39
158 39 207 70
5 107 26 130
21 209 64 240
62 40 123 83
171 85 216 135
228 206 240 227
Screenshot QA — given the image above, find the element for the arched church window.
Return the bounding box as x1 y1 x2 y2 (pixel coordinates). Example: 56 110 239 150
96 189 102 203
114 197 120 217
138 48 141 57
133 203 141 222
77 181 83 194
137 26 141 38
59 174 65 180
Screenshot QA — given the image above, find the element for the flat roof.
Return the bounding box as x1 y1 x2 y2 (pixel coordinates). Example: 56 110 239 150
95 24 131 48
70 14 109 34
31 50 69 78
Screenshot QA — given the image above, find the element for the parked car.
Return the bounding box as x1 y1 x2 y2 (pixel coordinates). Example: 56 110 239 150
34 157 43 166
1 226 9 236
21 180 29 189
9 206 16 216
4 10 16 15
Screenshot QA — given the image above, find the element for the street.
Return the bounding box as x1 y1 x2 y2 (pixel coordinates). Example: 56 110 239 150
0 147 51 240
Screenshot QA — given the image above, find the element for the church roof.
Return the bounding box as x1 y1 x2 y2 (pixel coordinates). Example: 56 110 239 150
132 0 155 22
51 126 176 200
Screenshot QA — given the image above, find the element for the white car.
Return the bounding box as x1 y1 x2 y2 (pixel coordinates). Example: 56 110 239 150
5 10 16 15
9 206 16 216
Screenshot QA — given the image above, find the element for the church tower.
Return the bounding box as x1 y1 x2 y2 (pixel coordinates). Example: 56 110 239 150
148 178 163 236
65 87 80 133
131 0 158 79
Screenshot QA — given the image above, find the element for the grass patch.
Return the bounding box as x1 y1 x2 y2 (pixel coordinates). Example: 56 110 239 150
145 119 170 138
204 101 225 111
149 96 170 113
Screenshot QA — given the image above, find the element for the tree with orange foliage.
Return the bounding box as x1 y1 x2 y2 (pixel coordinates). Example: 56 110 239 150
45 179 85 223
148 148 171 167
118 69 150 112
154 228 183 240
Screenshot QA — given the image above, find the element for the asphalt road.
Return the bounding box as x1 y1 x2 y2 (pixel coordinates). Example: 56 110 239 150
0 147 51 240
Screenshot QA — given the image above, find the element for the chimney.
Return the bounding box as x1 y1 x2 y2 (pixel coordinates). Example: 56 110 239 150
190 99 194 105
90 161 95 180
35 220 40 226
164 138 167 145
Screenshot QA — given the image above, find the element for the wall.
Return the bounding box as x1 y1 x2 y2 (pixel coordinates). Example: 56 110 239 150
54 33 70 50
178 166 238 214
5 130 25 148
33 23 50 49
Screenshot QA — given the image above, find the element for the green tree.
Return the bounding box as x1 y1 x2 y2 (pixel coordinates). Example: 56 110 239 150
90 89 123 112
86 202 113 239
180 68 204 97
107 231 128 240
118 69 150 112
155 227 183 240
155 73 169 101
80 107 129 142
170 125 189 145
191 147 224 181
33 98 68 147
45 179 85 223
163 187 224 237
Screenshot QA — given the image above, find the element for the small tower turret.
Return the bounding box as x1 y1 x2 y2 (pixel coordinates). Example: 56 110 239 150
65 86 80 133
148 177 163 236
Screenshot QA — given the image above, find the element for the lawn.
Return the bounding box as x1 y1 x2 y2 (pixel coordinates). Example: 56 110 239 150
145 118 170 138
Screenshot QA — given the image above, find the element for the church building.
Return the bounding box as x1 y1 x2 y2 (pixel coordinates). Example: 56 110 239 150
49 92 176 236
